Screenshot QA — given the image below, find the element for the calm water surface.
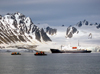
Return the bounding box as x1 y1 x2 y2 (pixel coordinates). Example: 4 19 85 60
0 53 100 74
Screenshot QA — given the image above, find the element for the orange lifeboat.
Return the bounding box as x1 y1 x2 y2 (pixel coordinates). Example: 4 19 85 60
72 47 77 49
34 51 47 56
11 52 21 55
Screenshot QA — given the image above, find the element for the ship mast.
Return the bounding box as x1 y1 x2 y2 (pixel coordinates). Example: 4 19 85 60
78 40 81 49
78 40 79 46
61 45 63 50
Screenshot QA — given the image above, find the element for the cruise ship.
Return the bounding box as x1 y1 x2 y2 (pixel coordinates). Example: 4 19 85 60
50 45 91 53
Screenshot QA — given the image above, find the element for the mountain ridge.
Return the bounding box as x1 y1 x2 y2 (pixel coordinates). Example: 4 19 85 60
66 20 100 38
0 12 52 45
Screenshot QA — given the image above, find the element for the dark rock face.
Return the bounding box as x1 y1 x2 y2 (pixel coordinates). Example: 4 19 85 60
76 20 100 29
35 29 41 42
97 24 100 29
90 24 93 26
0 21 29 44
72 27 77 34
66 20 100 39
41 28 51 41
66 27 78 38
77 21 82 27
0 15 2 19
95 23 98 25
85 21 89 25
0 12 51 44
83 20 89 25
46 26 57 35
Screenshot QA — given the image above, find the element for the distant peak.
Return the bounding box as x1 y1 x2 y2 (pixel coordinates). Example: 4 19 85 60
76 21 82 27
14 12 22 15
83 19 86 22
95 23 98 25
0 15 2 19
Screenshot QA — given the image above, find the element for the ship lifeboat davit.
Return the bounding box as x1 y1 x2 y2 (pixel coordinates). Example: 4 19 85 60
11 52 21 55
34 51 47 56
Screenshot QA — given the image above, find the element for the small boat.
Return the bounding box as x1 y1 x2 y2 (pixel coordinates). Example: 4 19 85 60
11 52 21 55
34 51 47 56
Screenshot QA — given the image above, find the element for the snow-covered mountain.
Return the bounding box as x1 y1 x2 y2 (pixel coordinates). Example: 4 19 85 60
35 24 57 36
76 20 100 28
0 12 52 45
66 20 100 39
64 20 100 52
0 13 100 52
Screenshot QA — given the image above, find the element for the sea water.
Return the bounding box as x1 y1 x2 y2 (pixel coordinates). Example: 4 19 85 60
0 52 100 74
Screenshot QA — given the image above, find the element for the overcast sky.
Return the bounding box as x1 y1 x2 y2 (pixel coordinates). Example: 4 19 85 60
0 0 100 26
